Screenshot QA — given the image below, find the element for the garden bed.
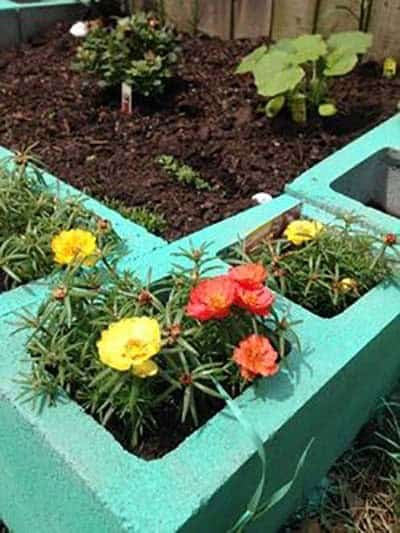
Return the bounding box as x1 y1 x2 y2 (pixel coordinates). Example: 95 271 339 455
0 23 399 240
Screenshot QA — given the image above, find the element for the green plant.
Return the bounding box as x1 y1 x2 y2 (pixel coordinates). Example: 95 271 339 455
236 31 372 122
21 245 297 456
0 154 121 290
73 12 180 98
157 155 212 191
102 197 167 235
227 215 399 318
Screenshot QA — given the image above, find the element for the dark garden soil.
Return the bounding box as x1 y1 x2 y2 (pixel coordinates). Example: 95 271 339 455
111 393 229 460
0 23 399 240
0 270 7 294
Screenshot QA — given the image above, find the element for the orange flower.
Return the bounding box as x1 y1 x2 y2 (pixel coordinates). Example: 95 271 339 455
233 334 279 381
235 285 275 316
229 263 267 289
186 276 236 321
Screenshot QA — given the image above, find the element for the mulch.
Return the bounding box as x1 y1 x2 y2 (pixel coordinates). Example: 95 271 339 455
0 23 399 240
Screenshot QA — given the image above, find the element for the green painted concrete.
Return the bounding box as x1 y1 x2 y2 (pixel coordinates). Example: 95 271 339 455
0 145 166 312
0 118 399 532
286 113 400 235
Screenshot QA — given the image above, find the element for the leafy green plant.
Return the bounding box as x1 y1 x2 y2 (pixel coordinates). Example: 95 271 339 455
73 12 180 98
227 215 399 318
0 154 121 290
21 244 297 456
236 31 372 122
157 155 212 191
102 197 167 235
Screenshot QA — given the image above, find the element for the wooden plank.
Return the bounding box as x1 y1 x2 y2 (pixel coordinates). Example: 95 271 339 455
368 0 400 60
316 0 360 36
164 0 232 39
197 0 232 39
233 0 272 39
271 0 318 41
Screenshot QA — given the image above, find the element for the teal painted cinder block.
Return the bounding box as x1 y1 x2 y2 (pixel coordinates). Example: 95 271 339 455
286 114 400 235
0 145 166 314
1 193 399 532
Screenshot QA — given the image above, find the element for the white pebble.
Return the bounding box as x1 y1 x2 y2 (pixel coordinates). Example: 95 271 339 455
252 192 273 205
69 21 89 38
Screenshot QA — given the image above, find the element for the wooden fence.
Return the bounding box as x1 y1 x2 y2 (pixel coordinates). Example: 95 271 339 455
135 0 400 60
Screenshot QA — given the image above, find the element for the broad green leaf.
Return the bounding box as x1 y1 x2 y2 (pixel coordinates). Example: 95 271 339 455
272 38 297 54
256 63 304 97
318 102 337 116
253 49 292 77
236 44 268 74
265 95 286 118
274 34 327 64
327 31 373 55
291 34 327 63
323 48 358 76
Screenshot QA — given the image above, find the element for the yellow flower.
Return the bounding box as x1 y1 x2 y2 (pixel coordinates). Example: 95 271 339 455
283 220 324 246
97 317 161 378
51 229 98 266
338 277 358 294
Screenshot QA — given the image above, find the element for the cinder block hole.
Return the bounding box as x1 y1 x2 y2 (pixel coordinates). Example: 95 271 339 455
219 206 389 319
331 147 400 219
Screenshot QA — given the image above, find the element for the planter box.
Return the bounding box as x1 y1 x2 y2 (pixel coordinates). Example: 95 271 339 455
286 114 400 236
1 190 399 532
0 145 165 312
0 0 83 50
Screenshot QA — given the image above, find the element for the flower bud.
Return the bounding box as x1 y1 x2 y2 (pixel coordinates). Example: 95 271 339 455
179 373 193 386
384 233 397 246
338 277 358 294
97 218 111 232
52 285 67 300
138 290 152 305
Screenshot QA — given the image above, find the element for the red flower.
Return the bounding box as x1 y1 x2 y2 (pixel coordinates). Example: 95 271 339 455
233 334 279 381
186 276 236 321
235 285 275 316
229 263 267 290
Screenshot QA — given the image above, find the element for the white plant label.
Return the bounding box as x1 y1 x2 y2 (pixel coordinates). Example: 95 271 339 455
121 83 133 114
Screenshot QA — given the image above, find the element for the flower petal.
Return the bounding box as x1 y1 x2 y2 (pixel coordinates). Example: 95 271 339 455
132 359 159 378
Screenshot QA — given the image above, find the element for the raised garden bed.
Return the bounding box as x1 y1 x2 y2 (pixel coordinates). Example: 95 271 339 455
1 117 399 532
0 23 399 239
1 16 400 533
1 195 399 532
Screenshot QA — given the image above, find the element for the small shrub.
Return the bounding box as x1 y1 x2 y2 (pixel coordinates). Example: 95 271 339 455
228 215 399 318
236 31 372 122
157 155 212 191
73 12 180 98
